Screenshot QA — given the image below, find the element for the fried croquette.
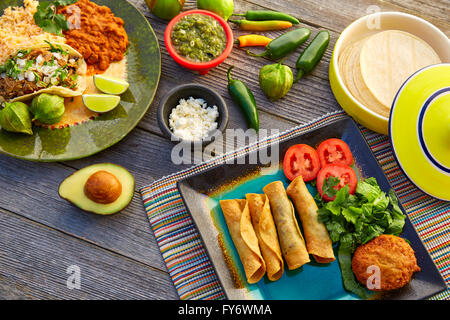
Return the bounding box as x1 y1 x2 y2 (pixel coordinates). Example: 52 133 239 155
352 234 420 291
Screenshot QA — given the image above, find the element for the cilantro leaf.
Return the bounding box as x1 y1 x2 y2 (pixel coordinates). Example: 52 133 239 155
39 19 62 35
54 13 70 31
33 0 77 36
55 0 78 6
322 176 340 198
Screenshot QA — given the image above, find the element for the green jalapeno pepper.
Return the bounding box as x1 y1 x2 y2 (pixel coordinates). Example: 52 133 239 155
294 30 330 82
246 27 311 60
227 66 259 132
233 10 300 24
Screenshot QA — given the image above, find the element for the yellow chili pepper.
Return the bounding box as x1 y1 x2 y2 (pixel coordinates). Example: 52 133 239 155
228 19 293 31
235 34 272 47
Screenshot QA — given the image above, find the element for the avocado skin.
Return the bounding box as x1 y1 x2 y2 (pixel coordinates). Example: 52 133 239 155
58 163 135 215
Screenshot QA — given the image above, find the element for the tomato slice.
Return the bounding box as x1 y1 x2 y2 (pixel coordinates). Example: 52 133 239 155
283 144 321 181
317 138 354 167
316 164 357 201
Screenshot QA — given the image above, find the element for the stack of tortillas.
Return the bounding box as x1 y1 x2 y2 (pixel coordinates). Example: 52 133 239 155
339 30 441 118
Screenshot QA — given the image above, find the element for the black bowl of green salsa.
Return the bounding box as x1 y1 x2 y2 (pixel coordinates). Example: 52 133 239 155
165 10 234 75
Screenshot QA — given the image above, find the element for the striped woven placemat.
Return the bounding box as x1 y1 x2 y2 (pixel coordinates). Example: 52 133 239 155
140 111 450 300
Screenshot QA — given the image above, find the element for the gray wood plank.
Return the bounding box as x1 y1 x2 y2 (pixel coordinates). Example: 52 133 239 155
0 131 181 270
239 0 450 35
0 208 178 299
134 0 449 36
385 0 450 30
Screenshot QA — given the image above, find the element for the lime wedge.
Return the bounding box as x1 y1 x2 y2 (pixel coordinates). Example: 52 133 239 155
93 75 129 95
82 94 120 113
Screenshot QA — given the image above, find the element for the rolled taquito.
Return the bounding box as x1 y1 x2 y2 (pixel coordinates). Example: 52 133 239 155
219 199 266 284
263 181 310 270
246 194 284 281
286 176 335 263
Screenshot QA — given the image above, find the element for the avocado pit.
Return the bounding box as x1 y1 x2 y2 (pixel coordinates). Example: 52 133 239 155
84 170 122 204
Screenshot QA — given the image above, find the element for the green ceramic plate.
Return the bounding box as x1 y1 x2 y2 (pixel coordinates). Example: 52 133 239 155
0 0 161 161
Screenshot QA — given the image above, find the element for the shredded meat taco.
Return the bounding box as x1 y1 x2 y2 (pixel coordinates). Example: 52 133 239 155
0 42 87 102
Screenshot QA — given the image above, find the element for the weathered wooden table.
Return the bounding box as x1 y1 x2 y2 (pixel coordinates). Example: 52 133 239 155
0 0 448 300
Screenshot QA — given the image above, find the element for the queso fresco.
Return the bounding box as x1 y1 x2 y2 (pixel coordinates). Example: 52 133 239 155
171 14 227 63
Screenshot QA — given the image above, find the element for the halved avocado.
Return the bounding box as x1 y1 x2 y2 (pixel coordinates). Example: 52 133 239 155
59 163 135 215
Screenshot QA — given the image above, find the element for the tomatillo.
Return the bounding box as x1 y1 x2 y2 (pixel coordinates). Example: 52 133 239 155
0 101 33 135
146 0 185 20
30 93 65 125
197 0 234 21
259 61 293 101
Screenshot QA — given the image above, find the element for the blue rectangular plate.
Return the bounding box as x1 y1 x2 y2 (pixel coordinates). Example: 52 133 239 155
177 118 447 300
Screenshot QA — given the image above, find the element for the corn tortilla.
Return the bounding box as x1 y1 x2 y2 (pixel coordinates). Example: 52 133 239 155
219 199 266 284
246 194 284 281
360 30 441 110
339 39 391 118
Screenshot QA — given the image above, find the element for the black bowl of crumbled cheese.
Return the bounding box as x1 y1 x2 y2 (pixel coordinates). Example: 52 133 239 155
158 83 229 147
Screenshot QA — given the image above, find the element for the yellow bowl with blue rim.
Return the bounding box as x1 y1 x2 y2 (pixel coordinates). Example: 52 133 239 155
329 12 450 135
389 63 450 201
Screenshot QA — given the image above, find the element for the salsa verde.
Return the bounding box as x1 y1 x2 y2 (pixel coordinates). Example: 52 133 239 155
171 14 227 63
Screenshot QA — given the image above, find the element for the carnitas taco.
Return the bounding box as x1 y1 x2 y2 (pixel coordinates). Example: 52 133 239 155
0 42 87 102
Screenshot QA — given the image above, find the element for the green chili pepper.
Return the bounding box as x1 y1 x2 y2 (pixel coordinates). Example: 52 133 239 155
227 66 259 132
294 30 330 83
246 28 311 60
233 10 300 24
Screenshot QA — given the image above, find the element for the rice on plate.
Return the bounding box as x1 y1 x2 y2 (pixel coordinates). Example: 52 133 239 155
0 0 65 64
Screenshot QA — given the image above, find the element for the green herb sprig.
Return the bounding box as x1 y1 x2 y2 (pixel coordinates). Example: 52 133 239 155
33 0 77 36
0 58 21 79
44 40 69 55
